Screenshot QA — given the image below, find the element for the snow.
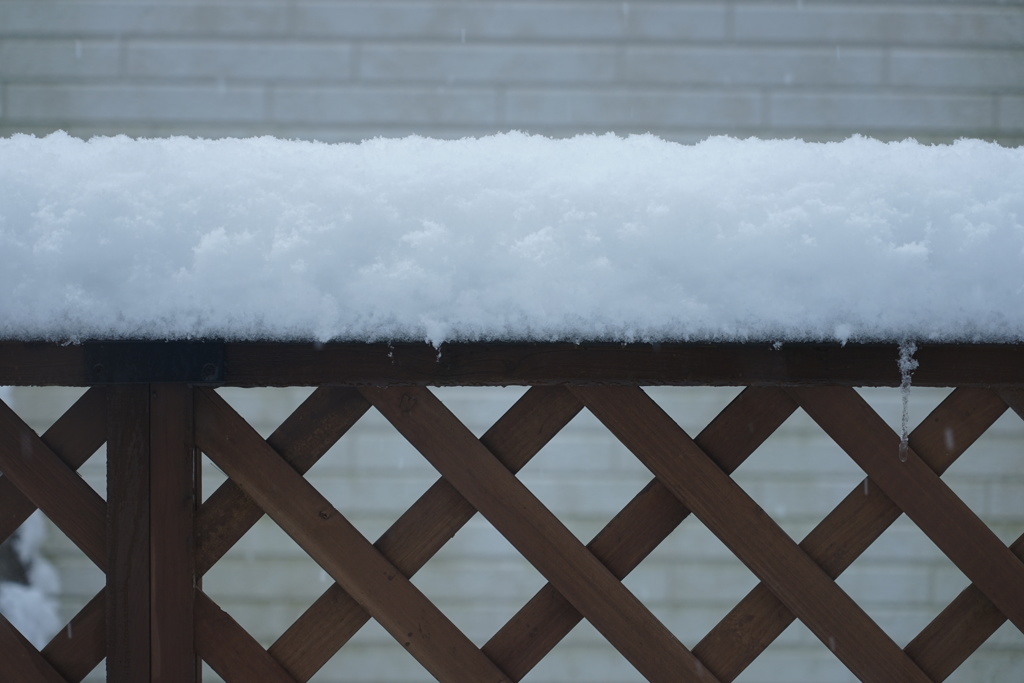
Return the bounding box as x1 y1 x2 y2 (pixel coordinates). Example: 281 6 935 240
1 131 1022 345
0 513 61 649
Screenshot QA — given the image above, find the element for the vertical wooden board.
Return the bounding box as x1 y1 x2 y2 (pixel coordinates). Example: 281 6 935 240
150 384 197 682
107 384 150 682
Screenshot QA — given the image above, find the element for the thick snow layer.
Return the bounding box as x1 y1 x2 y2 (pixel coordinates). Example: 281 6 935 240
1 132 1022 344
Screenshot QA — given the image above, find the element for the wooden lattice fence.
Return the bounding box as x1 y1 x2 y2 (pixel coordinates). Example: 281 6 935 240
1 341 1023 681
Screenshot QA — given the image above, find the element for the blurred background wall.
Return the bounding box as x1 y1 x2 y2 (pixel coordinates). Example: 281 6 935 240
2 1 1023 682
1 1 1022 144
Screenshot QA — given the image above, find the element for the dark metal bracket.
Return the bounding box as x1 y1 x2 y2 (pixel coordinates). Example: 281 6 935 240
84 341 226 384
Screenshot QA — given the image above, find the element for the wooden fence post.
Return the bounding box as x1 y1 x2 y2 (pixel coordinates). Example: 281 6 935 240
107 384 198 682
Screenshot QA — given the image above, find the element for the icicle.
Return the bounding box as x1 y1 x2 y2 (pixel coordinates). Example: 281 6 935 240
863 477 869 496
898 341 918 462
67 621 72 639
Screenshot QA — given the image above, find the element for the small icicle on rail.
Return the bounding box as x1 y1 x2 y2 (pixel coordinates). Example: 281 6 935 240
898 341 919 462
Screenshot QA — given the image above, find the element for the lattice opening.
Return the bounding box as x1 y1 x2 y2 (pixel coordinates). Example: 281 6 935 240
522 618 646 683
732 405 866 540
517 406 654 542
646 386 743 436
410 515 547 645
317 619 435 682
434 386 530 438
735 619 859 683
623 514 759 647
202 515 326 648
313 414 440 542
941 405 1024 545
837 515 962 647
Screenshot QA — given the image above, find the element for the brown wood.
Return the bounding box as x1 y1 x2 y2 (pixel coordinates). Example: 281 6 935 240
268 386 582 680
0 342 88 385
484 386 797 680
149 384 197 682
195 386 369 575
792 386 1024 633
7 341 1024 388
363 385 711 683
573 385 931 683
696 387 1008 680
106 385 151 682
0 614 66 682
0 387 106 549
42 590 106 682
225 341 1024 387
195 387 511 682
0 394 107 569
195 590 297 682
906 531 1024 681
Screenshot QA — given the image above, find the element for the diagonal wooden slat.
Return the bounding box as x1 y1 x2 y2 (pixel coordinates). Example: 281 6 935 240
0 613 66 682
573 385 931 683
907 530 1024 682
0 387 106 544
792 386 1024 633
42 590 106 683
268 386 583 681
484 386 797 680
195 387 511 682
363 385 712 683
196 590 298 683
901 387 1024 681
195 386 370 575
0 395 107 570
695 386 1009 681
999 387 1024 423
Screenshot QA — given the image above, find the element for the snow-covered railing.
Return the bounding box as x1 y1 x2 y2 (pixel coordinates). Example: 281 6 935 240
1 135 1022 681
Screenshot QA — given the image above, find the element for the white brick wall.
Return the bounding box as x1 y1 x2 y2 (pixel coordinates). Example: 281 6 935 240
10 383 1024 682
1 1 1021 143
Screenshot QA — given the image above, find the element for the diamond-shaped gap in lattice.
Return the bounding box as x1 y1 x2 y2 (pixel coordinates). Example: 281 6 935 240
728 394 868 542
312 618 434 682
432 386 530 438
199 453 330 654
408 512 549 646
937 394 1024 546
521 617 646 683
644 386 743 439
303 390 444 544
734 619 860 683
20 509 105 680
835 514 963 647
621 511 760 650
515 402 656 543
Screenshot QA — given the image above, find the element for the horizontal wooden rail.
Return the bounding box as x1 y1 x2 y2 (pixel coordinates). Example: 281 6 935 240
3 340 1024 387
